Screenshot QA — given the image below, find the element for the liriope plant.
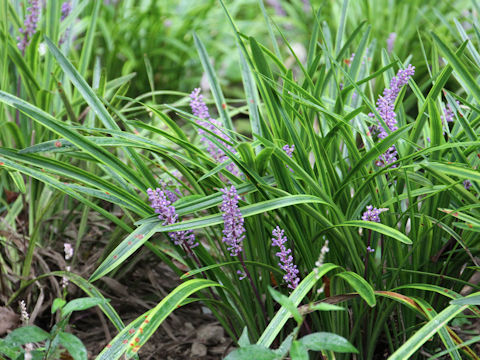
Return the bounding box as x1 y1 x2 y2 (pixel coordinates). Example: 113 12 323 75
1 1 479 359
0 1 140 306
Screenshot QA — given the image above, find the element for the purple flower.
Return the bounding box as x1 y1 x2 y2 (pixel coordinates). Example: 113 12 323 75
61 1 72 21
189 89 240 179
464 180 472 190
59 1 72 45
387 32 397 53
220 186 245 257
283 144 295 158
369 64 415 166
441 101 460 128
147 187 197 248
17 0 42 53
272 226 300 290
362 205 387 223
283 144 295 172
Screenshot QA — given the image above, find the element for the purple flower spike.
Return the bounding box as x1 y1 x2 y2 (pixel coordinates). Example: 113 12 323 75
362 205 388 223
220 186 245 257
283 144 295 172
189 89 240 179
387 33 397 53
17 0 42 53
441 101 460 124
283 144 295 158
147 187 197 248
61 1 72 21
369 65 415 166
272 226 300 290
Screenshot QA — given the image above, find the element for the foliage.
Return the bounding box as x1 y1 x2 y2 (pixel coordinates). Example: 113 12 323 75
1 0 480 359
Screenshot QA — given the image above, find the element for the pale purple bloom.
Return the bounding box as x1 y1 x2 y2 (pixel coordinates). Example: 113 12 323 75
147 187 197 248
464 180 472 190
17 0 41 53
369 65 415 166
442 101 460 124
189 89 240 179
220 186 245 257
283 144 295 158
61 1 72 21
362 205 387 223
387 33 397 53
283 144 295 172
366 246 375 253
59 1 72 45
272 226 300 290
237 270 246 280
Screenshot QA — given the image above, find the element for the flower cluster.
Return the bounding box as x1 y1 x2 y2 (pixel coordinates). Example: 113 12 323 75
362 205 388 223
61 1 72 21
283 144 295 172
17 0 41 53
62 243 73 288
64 242 73 260
369 64 415 166
147 187 197 248
387 32 397 53
59 1 72 45
190 89 240 179
464 180 472 190
313 239 329 280
441 101 460 131
272 226 300 290
19 300 29 324
220 186 245 257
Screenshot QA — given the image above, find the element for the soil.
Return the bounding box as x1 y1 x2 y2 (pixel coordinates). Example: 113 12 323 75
0 210 232 359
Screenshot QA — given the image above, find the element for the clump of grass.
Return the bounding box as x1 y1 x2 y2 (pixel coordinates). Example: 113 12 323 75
1 1 479 359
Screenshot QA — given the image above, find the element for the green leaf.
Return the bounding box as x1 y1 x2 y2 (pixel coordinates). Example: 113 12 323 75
300 332 358 353
238 327 251 347
0 338 21 358
153 195 328 233
224 345 280 360
338 221 412 244
308 303 345 312
450 293 480 305
388 302 469 359
334 271 376 307
423 162 480 182
193 33 233 132
7 170 25 193
4 326 49 346
58 332 88 360
431 34 480 105
180 260 282 280
51 298 66 314
0 91 145 192
89 221 160 282
9 271 125 332
258 264 340 347
61 297 109 317
268 287 303 324
290 341 309 360
96 279 222 359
